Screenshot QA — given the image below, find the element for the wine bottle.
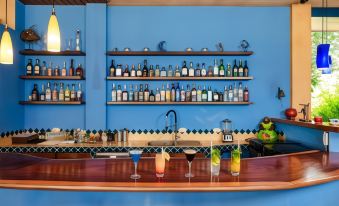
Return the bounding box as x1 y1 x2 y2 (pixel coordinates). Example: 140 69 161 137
109 60 115 77
181 61 188 77
219 59 225 77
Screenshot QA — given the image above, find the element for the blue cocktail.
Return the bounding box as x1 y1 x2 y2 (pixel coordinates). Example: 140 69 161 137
129 150 143 180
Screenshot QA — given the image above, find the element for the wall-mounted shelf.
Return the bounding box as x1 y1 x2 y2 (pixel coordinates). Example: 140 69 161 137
19 50 86 56
19 101 85 105
20 76 85 80
107 102 253 105
106 51 253 56
106 76 253 81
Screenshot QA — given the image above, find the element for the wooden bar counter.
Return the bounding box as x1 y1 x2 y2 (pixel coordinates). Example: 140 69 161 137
0 151 338 192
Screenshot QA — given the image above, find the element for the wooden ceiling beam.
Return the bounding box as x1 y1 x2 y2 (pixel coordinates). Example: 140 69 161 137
19 0 107 5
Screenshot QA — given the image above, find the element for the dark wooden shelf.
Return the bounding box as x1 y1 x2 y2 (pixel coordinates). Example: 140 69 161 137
19 50 86 56
107 101 253 105
271 118 339 133
19 101 85 105
19 0 106 5
106 76 253 81
20 75 85 80
106 51 253 56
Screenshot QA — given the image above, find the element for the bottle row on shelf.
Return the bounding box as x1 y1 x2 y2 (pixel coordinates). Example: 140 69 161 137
25 59 84 77
108 59 250 78
111 82 249 103
29 82 83 102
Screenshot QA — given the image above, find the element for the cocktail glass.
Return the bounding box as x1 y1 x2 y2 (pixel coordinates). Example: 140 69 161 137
211 148 221 176
231 149 241 176
184 149 197 178
129 150 143 180
156 153 166 177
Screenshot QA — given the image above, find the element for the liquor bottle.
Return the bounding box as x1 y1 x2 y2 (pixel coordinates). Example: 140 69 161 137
76 64 83 77
142 60 148 77
181 61 188 77
149 65 155 77
244 86 249 102
47 62 53 76
185 85 191 102
138 84 144 102
123 65 130 77
59 83 65 101
144 84 150 102
109 60 115 77
160 84 166 102
219 59 225 77
117 85 122 102
54 65 60 76
168 65 173 77
69 59 75 76
26 59 33 76
61 61 67 76
155 88 161 102
233 83 239 102
160 66 167 77
76 83 83 102
52 83 58 102
191 84 197 102
41 61 47 76
238 60 244 77
188 62 195 77
197 85 202 102
65 84 71 101
130 65 136 77
115 64 122 77
166 83 171 102
208 66 213 77
238 82 244 102
213 90 219 102
71 84 76 101
195 64 201 77
207 86 213 102
232 60 238 77
134 85 139 102
129 84 134 101
175 65 181 77
34 59 41 76
122 84 128 102
226 64 232 77
75 30 81 51
180 85 186 102
154 65 160 77
201 63 207 77
202 86 207 102
175 83 180 102
228 85 233 102
32 84 39 101
171 83 176 102
223 86 228 102
45 82 52 101
150 90 155 102
213 59 219 77
244 61 249 77
111 83 117 102
136 64 142 77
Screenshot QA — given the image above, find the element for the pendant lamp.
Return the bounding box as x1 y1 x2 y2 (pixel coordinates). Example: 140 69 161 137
0 0 14 64
47 0 61 52
316 0 331 74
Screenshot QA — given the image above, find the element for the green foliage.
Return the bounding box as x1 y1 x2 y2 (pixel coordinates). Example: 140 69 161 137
312 87 339 122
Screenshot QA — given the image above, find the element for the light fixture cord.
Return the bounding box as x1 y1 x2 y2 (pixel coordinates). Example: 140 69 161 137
322 0 324 44
325 0 328 44
5 0 8 25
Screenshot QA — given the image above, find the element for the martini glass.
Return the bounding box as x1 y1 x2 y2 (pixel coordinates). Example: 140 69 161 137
129 150 143 180
184 149 197 178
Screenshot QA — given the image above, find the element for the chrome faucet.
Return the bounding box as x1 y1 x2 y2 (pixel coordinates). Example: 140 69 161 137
165 110 180 143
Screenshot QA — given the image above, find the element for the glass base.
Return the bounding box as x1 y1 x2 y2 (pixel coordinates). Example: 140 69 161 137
211 164 220 176
231 171 240 176
185 173 194 178
130 174 141 179
156 173 164 178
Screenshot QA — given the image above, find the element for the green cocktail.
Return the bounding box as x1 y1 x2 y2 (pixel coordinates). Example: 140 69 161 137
211 148 221 176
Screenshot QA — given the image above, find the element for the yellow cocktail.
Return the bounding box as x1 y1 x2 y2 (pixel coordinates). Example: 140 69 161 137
231 149 241 176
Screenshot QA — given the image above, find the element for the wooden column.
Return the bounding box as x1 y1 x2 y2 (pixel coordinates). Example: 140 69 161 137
291 3 312 119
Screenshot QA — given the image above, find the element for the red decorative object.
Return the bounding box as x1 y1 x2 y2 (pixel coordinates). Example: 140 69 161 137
285 108 297 120
314 116 323 124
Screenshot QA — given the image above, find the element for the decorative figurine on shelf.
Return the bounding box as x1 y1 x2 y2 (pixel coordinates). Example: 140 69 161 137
20 25 41 50
285 108 297 120
240 40 250 52
158 41 167 51
216 42 224 52
75 30 81 51
257 117 278 143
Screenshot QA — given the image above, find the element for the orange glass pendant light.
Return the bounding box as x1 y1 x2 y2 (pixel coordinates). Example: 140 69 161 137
47 0 61 52
0 0 14 64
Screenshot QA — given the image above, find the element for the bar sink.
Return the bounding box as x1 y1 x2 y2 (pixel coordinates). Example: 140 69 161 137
147 140 201 147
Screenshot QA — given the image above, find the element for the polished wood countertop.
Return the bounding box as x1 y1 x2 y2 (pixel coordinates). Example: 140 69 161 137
271 118 339 133
0 151 338 192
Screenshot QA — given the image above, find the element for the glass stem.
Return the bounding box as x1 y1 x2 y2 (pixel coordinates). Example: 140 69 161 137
134 162 138 175
188 161 192 175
